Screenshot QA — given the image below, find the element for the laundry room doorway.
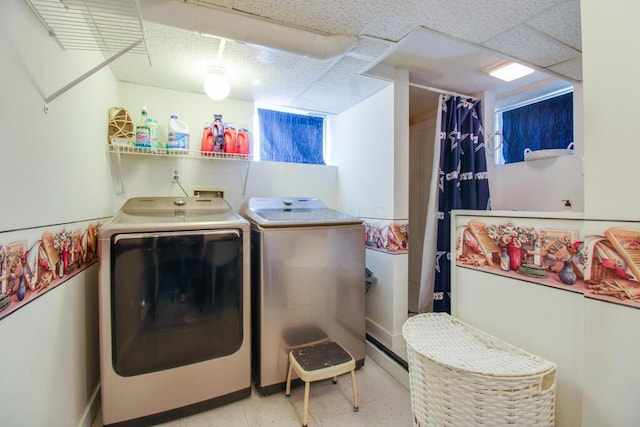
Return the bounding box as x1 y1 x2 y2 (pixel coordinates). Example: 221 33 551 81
408 109 438 314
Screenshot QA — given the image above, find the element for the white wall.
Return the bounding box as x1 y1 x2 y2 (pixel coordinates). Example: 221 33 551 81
328 84 395 218
582 300 640 427
393 69 410 220
487 84 585 213
113 83 337 212
117 81 254 152
580 3 640 423
331 79 410 350
1 4 114 229
582 1 640 220
0 1 116 425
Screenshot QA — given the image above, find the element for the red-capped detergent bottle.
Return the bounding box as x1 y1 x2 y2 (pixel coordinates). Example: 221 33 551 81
224 122 238 154
237 125 251 155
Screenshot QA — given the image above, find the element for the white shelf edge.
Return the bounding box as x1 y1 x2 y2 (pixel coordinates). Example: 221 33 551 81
107 144 252 161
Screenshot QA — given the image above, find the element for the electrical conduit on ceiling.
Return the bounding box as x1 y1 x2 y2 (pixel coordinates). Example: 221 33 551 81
139 0 359 60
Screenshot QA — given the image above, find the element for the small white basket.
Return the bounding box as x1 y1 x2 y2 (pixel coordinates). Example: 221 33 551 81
402 313 556 426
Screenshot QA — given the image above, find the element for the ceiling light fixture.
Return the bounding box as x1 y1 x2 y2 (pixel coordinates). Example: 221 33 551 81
204 66 230 100
485 61 535 82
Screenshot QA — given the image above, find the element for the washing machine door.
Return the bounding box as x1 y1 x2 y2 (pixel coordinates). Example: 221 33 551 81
109 229 244 376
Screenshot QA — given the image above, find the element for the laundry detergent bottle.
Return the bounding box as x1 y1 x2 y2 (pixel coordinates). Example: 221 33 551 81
147 116 159 148
135 108 151 148
167 115 189 150
212 114 225 152
237 125 251 155
224 122 238 154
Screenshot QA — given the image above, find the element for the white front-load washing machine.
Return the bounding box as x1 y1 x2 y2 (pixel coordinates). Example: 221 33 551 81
98 197 250 425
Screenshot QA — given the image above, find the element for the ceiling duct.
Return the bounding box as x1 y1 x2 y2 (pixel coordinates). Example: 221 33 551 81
140 0 358 60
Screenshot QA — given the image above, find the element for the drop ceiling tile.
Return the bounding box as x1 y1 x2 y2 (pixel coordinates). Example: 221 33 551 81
348 36 395 61
291 56 390 114
361 0 424 42
122 0 582 115
223 42 332 105
110 23 220 94
364 0 566 44
109 23 331 104
526 0 581 51
381 27 497 70
483 25 579 67
190 0 227 7
229 0 384 35
546 56 583 81
290 75 390 114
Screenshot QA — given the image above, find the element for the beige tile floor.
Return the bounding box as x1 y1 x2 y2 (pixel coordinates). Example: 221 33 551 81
92 356 412 427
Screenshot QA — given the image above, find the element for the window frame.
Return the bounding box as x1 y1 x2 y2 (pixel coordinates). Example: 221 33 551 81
255 106 328 165
494 87 574 165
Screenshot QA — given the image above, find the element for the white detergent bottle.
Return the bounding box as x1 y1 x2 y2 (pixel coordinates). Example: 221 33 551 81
167 115 190 150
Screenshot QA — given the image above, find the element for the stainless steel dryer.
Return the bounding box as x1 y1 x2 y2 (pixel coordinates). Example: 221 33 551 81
98 197 250 425
240 197 365 395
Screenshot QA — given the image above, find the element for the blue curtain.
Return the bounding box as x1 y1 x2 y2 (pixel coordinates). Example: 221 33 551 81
502 92 573 163
434 96 491 313
258 108 325 165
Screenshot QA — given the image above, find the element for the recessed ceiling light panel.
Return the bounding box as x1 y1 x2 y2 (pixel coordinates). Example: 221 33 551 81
484 61 535 82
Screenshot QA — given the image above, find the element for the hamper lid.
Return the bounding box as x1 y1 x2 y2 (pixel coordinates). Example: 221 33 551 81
402 313 556 377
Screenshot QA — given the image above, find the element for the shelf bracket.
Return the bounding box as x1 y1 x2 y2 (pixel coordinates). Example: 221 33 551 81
242 160 252 196
44 38 143 113
108 147 126 196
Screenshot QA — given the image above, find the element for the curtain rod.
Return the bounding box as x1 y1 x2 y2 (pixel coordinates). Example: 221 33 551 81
408 82 480 101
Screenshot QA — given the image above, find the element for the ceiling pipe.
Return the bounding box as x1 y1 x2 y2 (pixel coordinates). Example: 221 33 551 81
140 0 359 60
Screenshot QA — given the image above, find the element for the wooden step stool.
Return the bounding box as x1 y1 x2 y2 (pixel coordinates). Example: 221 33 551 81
285 341 359 427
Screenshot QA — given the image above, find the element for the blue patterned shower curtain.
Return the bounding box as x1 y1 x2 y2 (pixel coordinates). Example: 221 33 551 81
424 95 491 313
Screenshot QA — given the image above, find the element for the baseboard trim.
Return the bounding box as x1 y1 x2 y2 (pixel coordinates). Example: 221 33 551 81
78 383 101 427
365 338 410 390
366 333 408 371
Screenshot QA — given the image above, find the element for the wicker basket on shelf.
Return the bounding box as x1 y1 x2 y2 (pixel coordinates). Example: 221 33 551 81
402 313 556 426
108 107 134 145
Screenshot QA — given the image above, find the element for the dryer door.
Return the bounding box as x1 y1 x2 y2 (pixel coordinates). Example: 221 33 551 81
110 229 243 376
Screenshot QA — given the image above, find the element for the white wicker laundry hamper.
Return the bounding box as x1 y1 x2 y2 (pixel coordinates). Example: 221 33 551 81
402 313 556 426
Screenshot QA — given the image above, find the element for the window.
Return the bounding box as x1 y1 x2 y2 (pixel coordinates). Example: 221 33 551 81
257 108 325 165
495 90 573 164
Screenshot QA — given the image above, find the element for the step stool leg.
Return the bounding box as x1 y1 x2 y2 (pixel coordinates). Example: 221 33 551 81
332 375 337 384
285 360 293 397
350 369 359 412
302 380 310 427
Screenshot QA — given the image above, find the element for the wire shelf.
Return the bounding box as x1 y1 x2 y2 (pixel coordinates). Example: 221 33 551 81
108 144 252 161
26 0 151 109
26 0 149 56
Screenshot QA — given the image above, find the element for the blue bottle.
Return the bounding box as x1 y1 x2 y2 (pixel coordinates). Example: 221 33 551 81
500 248 510 271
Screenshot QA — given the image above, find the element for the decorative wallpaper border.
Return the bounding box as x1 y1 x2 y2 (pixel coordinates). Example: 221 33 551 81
0 219 107 322
364 220 408 254
454 216 640 310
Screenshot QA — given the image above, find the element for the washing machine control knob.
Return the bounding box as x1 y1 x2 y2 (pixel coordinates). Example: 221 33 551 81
174 198 187 206
283 199 292 206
